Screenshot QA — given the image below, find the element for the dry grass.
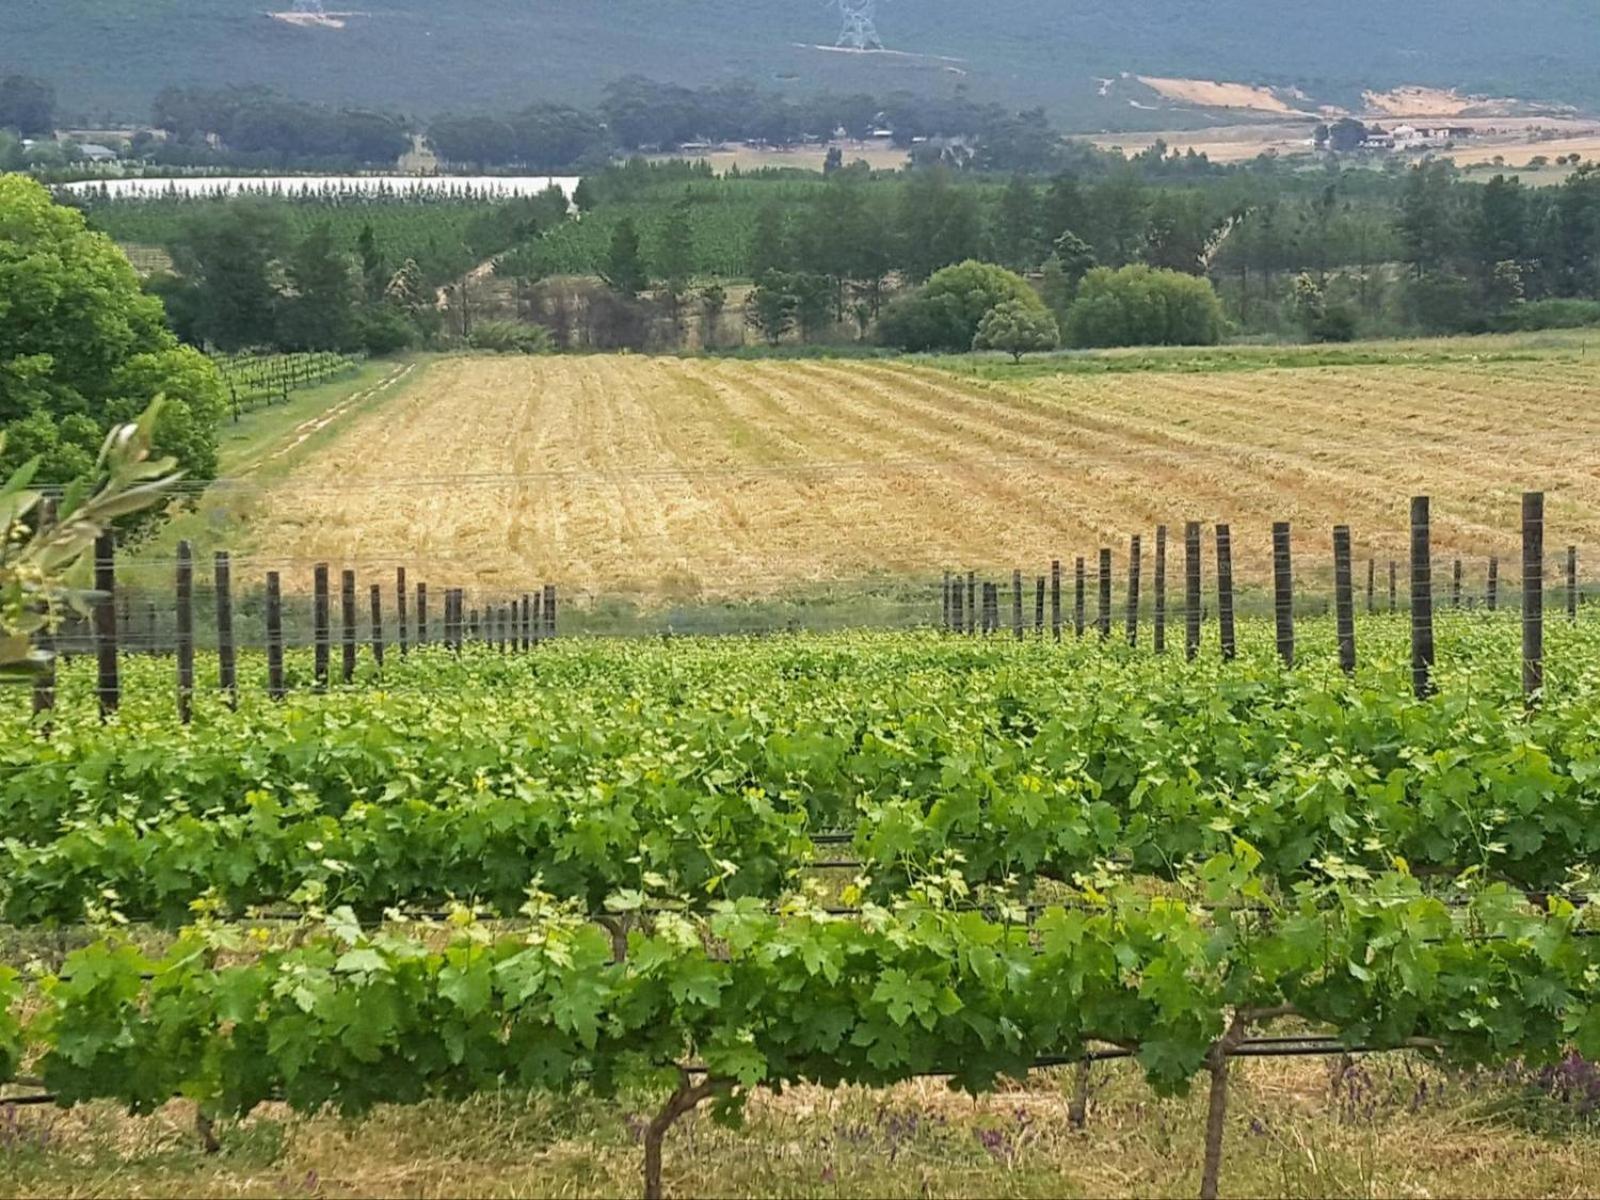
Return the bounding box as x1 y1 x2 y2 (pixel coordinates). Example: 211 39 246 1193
6 1054 1600 1198
242 350 1600 604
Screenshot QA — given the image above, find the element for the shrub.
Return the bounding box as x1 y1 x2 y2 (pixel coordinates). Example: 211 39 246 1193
877 260 1045 351
1502 298 1600 331
1063 265 1224 348
973 299 1059 361
354 306 418 356
468 320 554 354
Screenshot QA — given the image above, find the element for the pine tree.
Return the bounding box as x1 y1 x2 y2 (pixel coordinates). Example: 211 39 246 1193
603 217 648 298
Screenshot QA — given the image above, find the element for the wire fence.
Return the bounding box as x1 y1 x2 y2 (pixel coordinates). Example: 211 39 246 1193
12 488 1592 720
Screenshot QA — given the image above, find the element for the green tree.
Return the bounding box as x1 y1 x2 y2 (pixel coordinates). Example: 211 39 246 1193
989 173 1042 270
655 198 696 307
973 299 1058 361
167 201 288 349
602 217 648 298
0 175 225 497
356 222 387 302
1063 265 1224 348
1397 161 1461 277
699 283 727 349
898 166 982 281
878 260 1046 351
745 272 796 344
0 75 55 137
1039 230 1098 326
749 200 790 279
278 223 359 351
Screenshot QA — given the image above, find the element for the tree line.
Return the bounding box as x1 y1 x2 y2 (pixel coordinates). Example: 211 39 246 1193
548 155 1600 349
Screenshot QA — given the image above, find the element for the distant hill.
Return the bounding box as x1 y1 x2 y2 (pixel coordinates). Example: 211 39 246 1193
14 0 1600 129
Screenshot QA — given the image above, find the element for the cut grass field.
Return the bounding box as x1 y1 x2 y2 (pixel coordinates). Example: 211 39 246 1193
7 1054 1600 1198
235 334 1600 608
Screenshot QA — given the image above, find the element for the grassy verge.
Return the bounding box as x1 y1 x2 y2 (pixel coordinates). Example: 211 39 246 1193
921 328 1598 380
5 1054 1599 1198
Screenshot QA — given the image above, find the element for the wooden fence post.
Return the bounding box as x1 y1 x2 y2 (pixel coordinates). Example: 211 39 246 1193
1184 521 1202 662
1096 548 1112 639
952 571 965 633
1366 558 1375 615
370 584 385 669
396 567 409 656
1272 522 1293 668
1410 496 1435 700
1216 524 1236 662
942 570 952 632
94 532 119 718
1153 525 1167 655
1523 492 1544 702
522 594 532 651
1051 559 1062 642
966 572 976 636
341 569 357 684
313 564 330 692
1074 557 1086 637
1034 575 1045 636
1488 556 1499 611
1333 525 1356 674
1012 569 1024 640
265 571 285 700
416 582 428 646
1568 545 1578 620
1452 558 1462 610
1388 560 1397 613
215 551 236 708
1125 535 1142 647
176 541 194 723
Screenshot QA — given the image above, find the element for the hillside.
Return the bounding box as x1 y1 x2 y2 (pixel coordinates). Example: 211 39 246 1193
14 0 1600 130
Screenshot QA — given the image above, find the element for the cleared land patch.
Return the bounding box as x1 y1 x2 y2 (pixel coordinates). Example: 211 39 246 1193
247 351 1600 603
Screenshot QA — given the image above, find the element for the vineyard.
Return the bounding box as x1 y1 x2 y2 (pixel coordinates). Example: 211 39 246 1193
11 342 1600 1194
213 351 362 414
8 510 1600 1195
77 188 571 287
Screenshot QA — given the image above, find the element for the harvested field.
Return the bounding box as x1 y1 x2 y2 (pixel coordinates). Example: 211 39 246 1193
248 351 1600 603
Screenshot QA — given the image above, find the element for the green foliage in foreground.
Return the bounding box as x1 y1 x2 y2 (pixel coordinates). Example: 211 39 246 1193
6 615 1600 922
5 872 1599 1119
7 615 1600 1150
0 175 225 488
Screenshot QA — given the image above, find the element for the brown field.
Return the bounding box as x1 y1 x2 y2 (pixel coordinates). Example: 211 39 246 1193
244 347 1600 605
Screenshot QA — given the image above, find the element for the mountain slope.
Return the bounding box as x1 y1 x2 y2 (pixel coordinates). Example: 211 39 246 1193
14 0 1600 128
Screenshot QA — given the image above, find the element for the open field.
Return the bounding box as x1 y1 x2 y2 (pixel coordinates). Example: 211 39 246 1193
1092 115 1600 168
236 339 1600 604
